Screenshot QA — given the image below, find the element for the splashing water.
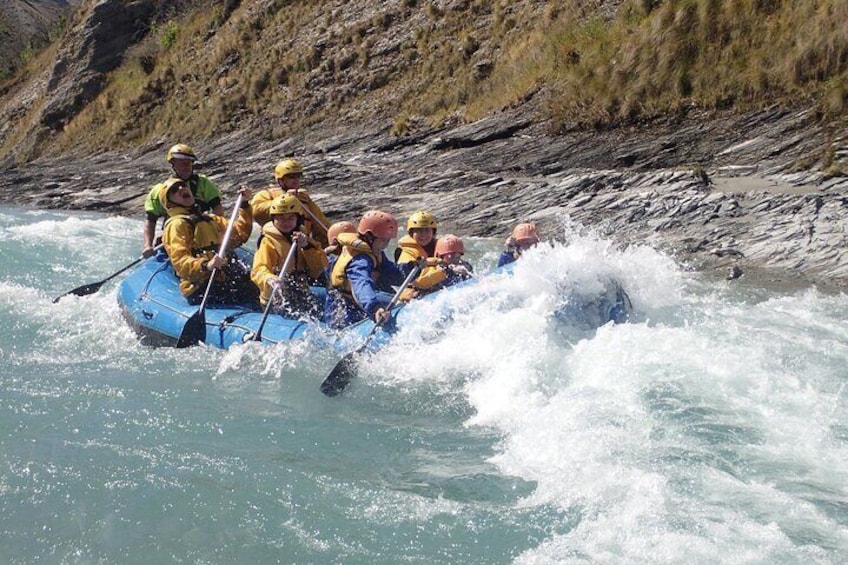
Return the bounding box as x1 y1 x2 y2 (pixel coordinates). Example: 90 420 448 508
1 207 846 563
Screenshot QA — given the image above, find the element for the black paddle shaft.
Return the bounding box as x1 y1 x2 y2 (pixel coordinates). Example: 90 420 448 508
52 244 163 303
175 193 245 348
320 264 421 396
253 240 299 342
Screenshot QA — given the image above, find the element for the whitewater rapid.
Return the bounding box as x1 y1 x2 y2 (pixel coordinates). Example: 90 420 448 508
1 207 847 564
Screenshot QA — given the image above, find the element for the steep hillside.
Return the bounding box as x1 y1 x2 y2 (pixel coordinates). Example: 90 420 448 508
0 0 77 79
0 0 846 168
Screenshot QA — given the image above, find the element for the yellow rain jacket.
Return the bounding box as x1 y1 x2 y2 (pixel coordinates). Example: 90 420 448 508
250 185 331 248
162 204 253 297
251 222 328 305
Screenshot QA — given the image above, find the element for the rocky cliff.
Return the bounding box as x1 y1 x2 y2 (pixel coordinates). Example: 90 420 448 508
3 104 846 291
0 0 846 291
0 0 79 79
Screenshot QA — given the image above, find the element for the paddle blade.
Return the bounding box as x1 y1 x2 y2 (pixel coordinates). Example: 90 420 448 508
320 352 360 396
52 281 104 303
176 310 206 348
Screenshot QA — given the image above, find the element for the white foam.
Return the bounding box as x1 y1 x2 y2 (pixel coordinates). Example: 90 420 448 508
363 229 848 561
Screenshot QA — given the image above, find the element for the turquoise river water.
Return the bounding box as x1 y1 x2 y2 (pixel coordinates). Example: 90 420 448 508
1 206 847 564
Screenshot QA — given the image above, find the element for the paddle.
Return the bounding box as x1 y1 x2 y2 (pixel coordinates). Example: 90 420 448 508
176 193 245 348
320 264 421 397
252 239 299 342
298 202 330 232
52 244 164 303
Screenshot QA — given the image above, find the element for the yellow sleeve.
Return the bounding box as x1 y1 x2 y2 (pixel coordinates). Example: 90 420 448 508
218 207 253 250
414 266 447 290
296 193 331 247
163 218 208 285
302 246 330 281
251 238 282 303
303 200 331 231
249 189 275 227
304 204 331 248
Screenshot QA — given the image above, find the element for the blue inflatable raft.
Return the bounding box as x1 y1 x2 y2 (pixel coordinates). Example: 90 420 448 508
118 248 633 350
117 249 379 348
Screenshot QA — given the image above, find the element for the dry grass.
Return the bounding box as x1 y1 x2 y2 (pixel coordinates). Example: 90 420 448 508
12 0 848 157
0 36 65 161
533 0 848 129
463 0 848 130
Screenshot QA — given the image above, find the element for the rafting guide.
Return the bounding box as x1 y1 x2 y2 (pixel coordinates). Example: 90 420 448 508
142 143 224 259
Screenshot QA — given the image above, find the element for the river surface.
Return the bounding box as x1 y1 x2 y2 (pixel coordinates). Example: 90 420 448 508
1 206 847 564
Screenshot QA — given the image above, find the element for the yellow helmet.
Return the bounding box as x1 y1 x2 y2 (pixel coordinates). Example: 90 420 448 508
407 211 437 231
274 158 304 179
269 194 303 216
166 143 197 162
158 177 188 209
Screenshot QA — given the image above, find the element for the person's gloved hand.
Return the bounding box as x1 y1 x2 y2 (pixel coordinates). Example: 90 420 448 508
399 288 420 302
237 184 252 203
292 232 308 248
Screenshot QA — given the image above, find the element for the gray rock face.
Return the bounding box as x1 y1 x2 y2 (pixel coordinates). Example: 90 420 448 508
1 0 156 160
1 107 846 292
41 1 156 130
0 0 79 77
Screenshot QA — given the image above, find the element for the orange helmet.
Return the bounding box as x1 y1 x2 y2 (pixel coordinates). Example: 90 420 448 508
435 234 464 257
327 220 357 244
512 223 539 244
358 210 399 239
